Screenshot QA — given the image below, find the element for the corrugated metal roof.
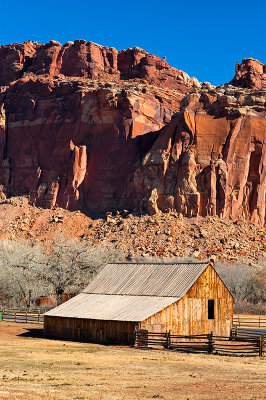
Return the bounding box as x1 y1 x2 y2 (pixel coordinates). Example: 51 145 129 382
84 262 209 298
45 262 210 322
45 293 179 322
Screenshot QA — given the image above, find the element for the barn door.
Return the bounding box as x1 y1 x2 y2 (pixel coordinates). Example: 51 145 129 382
96 328 104 343
76 320 81 340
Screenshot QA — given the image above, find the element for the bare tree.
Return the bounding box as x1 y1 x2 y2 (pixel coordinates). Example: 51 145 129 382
0 235 124 308
215 261 252 300
37 234 124 305
2 235 264 313
215 261 266 314
0 239 44 308
245 267 266 304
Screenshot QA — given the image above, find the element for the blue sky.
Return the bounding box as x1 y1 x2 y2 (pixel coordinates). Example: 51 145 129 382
1 0 265 85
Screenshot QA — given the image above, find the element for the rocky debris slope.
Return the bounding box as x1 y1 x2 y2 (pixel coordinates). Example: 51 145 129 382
0 197 265 266
0 40 265 226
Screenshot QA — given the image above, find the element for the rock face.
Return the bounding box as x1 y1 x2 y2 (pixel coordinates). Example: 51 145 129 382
132 86 266 226
0 40 195 90
231 58 266 89
0 76 184 211
0 40 265 226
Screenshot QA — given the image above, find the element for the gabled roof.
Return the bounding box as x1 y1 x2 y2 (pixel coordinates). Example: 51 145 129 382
44 293 179 322
45 262 211 322
84 262 210 298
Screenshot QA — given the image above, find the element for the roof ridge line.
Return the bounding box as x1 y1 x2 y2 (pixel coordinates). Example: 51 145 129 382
81 292 179 298
106 262 210 265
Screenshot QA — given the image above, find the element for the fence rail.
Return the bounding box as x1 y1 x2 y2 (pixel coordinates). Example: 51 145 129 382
0 306 51 313
233 316 266 328
0 310 44 323
135 330 264 357
231 326 266 339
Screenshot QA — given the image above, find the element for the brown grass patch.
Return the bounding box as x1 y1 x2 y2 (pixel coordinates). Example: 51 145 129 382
0 322 265 400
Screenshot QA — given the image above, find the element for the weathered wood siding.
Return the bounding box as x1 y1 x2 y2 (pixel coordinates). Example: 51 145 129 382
44 316 137 345
140 265 233 336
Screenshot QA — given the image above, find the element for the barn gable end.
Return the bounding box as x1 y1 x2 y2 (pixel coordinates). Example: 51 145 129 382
140 265 233 336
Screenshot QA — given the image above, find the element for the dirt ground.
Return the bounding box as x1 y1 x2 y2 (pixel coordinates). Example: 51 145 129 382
0 322 265 400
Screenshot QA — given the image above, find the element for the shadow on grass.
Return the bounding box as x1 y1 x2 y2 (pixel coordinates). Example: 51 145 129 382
18 327 44 339
18 328 134 348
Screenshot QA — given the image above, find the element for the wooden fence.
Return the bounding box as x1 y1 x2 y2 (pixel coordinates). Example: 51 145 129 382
233 316 266 328
135 330 264 357
0 308 44 313
231 326 266 339
0 309 44 323
1 309 265 356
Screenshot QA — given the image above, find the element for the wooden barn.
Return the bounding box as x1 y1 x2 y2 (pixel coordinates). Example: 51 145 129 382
44 262 233 344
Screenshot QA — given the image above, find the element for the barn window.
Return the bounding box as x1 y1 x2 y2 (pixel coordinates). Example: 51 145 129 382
208 300 214 319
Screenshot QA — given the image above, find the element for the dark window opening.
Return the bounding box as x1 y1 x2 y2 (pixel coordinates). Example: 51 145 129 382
208 300 214 320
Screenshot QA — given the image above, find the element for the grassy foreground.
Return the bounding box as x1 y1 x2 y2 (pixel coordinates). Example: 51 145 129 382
0 322 265 400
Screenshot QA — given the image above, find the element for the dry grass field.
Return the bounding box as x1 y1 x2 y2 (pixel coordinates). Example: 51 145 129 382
0 322 265 400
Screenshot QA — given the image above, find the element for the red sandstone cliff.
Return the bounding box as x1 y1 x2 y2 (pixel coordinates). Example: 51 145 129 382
131 87 266 226
230 58 266 89
0 40 265 225
0 76 185 211
0 40 195 90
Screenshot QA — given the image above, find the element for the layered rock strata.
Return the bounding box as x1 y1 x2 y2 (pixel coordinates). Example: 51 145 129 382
132 85 266 226
0 77 184 210
0 40 265 225
0 40 196 90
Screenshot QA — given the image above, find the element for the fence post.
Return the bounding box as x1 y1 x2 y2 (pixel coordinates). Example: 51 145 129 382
15 312 16 323
165 330 170 349
208 331 214 354
259 317 260 329
164 331 167 349
38 312 40 324
134 326 138 346
259 335 264 357
258 337 262 357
